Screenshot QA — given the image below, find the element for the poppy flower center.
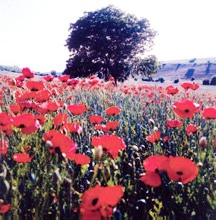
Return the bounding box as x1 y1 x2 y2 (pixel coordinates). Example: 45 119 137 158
92 198 99 206
19 124 26 128
176 171 183 175
184 109 189 113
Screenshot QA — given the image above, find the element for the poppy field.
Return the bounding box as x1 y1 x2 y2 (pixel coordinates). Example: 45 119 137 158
0 68 216 219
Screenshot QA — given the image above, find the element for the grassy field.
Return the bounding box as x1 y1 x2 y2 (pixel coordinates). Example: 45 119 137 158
0 69 215 218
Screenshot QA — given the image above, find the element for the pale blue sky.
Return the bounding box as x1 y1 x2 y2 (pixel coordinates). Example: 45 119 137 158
0 0 215 72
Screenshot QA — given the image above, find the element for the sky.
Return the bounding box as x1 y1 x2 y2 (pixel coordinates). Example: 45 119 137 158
0 0 216 72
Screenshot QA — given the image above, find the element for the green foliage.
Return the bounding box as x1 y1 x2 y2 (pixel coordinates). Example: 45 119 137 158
64 5 157 82
129 55 161 79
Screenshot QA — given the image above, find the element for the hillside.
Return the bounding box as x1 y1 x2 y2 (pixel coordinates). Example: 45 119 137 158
0 57 216 83
154 57 216 82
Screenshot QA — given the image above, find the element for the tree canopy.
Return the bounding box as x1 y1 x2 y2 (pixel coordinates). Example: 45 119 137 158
64 5 158 82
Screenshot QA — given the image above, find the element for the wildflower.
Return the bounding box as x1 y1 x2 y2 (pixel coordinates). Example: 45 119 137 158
199 137 207 148
91 135 126 159
26 81 44 91
201 107 216 119
146 131 161 143
105 106 121 116
43 130 77 154
140 172 162 187
172 99 200 119
105 121 119 131
65 152 90 165
165 85 179 95
43 75 54 82
67 104 86 115
165 156 198 184
143 155 168 172
12 113 40 134
9 104 21 114
186 124 198 136
58 75 70 82
22 67 34 78
12 113 36 128
81 185 123 218
0 200 11 213
53 113 68 127
140 155 168 187
35 90 51 102
88 115 104 124
167 119 183 128
60 123 82 134
12 153 33 163
0 112 13 134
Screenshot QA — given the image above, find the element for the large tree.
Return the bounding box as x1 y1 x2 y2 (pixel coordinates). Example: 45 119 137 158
64 5 157 83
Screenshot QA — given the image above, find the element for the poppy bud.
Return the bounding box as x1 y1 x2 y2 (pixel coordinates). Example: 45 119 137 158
197 162 203 167
199 137 207 148
94 145 103 161
54 168 62 183
148 118 155 126
131 145 139 151
0 164 7 178
45 140 53 149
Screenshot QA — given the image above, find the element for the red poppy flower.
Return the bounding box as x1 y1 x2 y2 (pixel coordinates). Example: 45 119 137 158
58 75 70 82
43 75 54 82
44 130 77 154
67 104 86 115
37 102 59 113
0 112 13 134
34 114 46 125
67 78 79 86
165 85 179 95
180 82 193 90
180 82 199 91
190 83 199 90
186 124 198 136
21 120 40 134
22 67 34 78
88 115 104 124
60 122 82 134
172 99 200 119
35 90 51 102
0 203 11 213
146 131 161 143
65 152 90 165
105 121 119 131
105 106 121 116
12 113 36 128
91 135 126 159
201 107 216 119
140 172 162 187
167 119 183 128
53 113 68 127
143 155 168 172
13 153 33 163
81 185 123 218
165 156 198 184
94 124 110 133
9 104 21 114
26 81 44 91
0 140 9 155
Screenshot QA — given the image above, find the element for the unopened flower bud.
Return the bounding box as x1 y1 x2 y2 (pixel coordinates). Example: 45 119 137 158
148 118 155 126
199 137 207 148
94 145 103 161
